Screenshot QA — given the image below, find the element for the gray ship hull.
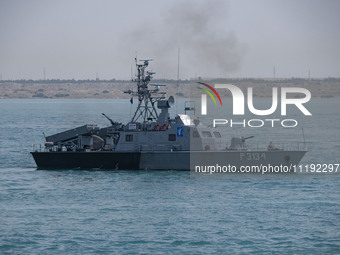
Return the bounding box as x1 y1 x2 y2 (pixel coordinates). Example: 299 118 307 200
31 150 306 171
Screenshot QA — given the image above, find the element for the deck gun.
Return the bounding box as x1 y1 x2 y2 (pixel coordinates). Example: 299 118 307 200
102 113 116 126
242 136 254 142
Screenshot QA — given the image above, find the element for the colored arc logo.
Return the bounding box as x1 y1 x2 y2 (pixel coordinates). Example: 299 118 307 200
197 82 222 106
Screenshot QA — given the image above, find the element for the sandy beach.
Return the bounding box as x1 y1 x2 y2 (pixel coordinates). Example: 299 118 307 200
0 78 339 99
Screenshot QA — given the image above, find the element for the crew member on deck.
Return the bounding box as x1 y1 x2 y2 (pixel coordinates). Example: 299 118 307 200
268 141 280 151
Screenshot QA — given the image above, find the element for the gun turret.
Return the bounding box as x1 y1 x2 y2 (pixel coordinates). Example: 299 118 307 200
102 113 116 126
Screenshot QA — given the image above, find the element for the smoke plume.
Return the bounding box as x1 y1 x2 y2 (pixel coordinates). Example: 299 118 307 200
124 0 244 79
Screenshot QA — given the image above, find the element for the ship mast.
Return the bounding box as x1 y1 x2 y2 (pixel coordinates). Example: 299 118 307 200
124 59 166 123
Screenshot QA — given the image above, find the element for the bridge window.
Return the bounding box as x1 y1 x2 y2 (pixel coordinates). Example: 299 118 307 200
192 131 200 138
202 131 212 138
168 134 176 141
213 132 221 138
125 134 133 142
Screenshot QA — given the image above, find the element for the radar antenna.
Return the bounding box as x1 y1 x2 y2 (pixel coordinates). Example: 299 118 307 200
124 58 166 123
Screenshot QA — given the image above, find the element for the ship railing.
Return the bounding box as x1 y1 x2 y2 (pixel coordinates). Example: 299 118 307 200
32 144 61 152
32 144 42 152
249 142 307 151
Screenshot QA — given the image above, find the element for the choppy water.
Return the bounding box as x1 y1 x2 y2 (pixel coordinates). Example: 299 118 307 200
1 99 340 254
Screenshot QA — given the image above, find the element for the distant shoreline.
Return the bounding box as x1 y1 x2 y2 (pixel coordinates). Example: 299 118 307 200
0 78 339 99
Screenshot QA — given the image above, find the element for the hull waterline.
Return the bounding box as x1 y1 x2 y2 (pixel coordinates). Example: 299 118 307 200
31 150 306 171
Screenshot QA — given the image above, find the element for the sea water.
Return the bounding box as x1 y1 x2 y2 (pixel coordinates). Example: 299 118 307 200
0 99 339 254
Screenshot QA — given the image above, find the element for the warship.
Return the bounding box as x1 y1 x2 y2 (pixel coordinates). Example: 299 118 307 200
31 59 306 171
